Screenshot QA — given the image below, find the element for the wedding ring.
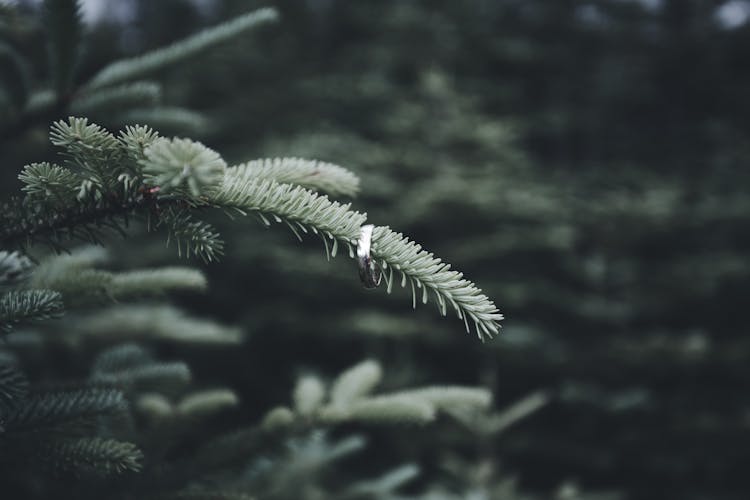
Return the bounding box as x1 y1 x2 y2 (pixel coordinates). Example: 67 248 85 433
357 224 382 289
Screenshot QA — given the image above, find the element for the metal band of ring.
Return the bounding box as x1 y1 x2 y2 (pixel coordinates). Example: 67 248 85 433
357 224 382 289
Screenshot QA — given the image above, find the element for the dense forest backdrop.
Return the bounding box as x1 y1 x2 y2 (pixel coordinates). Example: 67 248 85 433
2 1 750 499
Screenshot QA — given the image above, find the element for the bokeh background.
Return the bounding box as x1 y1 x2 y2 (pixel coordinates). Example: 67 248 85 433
3 0 750 498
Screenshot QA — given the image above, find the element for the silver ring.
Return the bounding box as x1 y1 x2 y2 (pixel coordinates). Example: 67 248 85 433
357 224 382 289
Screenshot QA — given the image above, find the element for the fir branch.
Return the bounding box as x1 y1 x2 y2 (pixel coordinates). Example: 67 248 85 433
43 0 83 100
319 396 436 425
18 162 81 205
0 362 29 416
0 195 134 251
386 386 493 413
29 245 108 286
346 463 420 497
50 116 119 152
293 376 326 417
141 137 226 196
116 107 208 135
162 492 254 500
71 81 162 115
209 175 366 253
24 89 56 116
211 175 502 338
32 247 208 301
4 386 126 432
0 185 171 251
229 158 360 197
262 406 295 432
176 389 239 419
92 362 192 393
91 343 151 374
4 118 503 337
371 226 504 341
110 267 208 297
50 117 123 172
43 437 143 475
0 289 64 333
135 393 173 421
86 8 279 90
329 359 382 408
273 362 494 429
119 123 160 160
74 304 242 344
161 209 225 262
0 250 34 290
479 390 550 435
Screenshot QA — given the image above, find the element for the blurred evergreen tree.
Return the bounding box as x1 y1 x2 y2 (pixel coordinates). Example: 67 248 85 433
132 1 749 498
2 0 750 499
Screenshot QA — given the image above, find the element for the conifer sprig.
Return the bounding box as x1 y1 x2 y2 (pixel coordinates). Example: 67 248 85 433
0 289 64 333
142 137 226 196
2 117 503 339
71 81 162 115
210 176 502 339
229 158 360 197
43 437 143 476
0 362 29 414
86 8 279 90
262 360 493 428
210 174 367 252
371 227 504 340
0 250 34 289
4 386 126 432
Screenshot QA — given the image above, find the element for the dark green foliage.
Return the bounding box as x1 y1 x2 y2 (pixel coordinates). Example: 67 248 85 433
0 360 141 482
43 437 144 476
0 41 30 113
43 0 83 101
0 290 64 332
3 0 746 499
91 344 192 393
0 115 501 336
0 362 29 416
4 386 126 432
0 250 33 289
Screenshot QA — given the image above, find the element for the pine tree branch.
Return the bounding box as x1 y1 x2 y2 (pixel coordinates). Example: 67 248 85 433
43 437 143 476
3 117 503 338
329 360 382 408
229 158 360 197
4 386 126 432
0 250 33 289
162 209 225 262
0 289 64 333
91 362 192 393
209 175 367 254
0 193 152 250
71 81 162 115
74 304 242 344
0 362 29 416
86 8 279 90
115 107 208 135
90 343 152 374
29 247 207 303
109 267 208 297
266 361 494 428
371 227 504 340
209 175 502 339
141 137 226 196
